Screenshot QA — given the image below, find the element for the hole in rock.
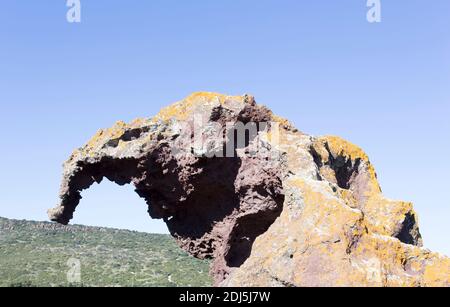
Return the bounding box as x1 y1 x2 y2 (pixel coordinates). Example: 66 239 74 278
73 179 169 234
310 143 362 190
225 202 284 268
64 179 215 287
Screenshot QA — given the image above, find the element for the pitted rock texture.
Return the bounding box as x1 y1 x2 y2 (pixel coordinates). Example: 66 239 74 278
49 92 450 287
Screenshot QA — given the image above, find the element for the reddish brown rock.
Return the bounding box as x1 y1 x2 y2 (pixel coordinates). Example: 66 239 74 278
49 92 450 287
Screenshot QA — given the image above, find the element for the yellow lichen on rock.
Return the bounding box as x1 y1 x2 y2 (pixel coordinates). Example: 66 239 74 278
321 135 369 161
312 135 381 194
423 256 450 286
363 196 422 245
309 135 422 244
154 92 245 122
79 121 128 155
224 175 449 287
220 97 447 286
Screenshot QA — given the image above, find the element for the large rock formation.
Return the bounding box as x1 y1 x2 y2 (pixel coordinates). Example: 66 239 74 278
48 92 450 287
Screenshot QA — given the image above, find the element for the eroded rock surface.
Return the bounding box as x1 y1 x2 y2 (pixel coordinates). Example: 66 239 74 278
49 92 450 286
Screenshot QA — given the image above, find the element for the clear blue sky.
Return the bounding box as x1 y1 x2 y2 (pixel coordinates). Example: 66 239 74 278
0 1 449 255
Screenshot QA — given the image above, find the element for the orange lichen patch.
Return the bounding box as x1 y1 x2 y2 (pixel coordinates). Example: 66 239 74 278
75 117 152 157
345 235 405 286
81 121 128 155
321 136 377 183
423 257 450 286
129 117 148 127
356 234 407 268
285 178 364 243
312 136 422 242
400 246 450 286
244 177 373 287
313 135 381 196
321 135 369 161
318 166 338 185
339 188 358 208
351 234 450 287
364 196 415 235
271 114 295 130
154 92 245 122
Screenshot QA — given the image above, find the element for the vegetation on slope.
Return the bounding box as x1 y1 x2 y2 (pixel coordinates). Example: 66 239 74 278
0 217 212 287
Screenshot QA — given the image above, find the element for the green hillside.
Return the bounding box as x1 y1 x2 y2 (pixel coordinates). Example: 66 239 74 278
0 217 212 287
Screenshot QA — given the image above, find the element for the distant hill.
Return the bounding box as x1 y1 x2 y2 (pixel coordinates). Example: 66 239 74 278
0 217 212 287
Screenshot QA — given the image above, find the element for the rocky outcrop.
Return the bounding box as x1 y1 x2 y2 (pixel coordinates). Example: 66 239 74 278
48 92 450 287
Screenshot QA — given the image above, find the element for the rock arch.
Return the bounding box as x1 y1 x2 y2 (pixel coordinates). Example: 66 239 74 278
48 93 285 284
49 92 450 287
